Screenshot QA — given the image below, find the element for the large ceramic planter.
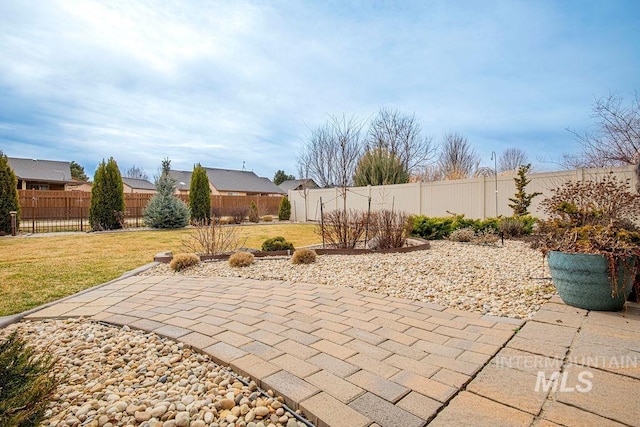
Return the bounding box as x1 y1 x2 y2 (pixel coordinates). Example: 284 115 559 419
547 251 635 311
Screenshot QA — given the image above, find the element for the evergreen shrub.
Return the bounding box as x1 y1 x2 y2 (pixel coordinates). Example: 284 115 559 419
89 157 125 231
278 197 291 221
0 332 59 427
0 151 20 235
189 164 211 223
262 236 294 252
143 159 190 229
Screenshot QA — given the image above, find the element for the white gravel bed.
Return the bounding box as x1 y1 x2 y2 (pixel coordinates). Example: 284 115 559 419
144 240 556 319
1 319 307 427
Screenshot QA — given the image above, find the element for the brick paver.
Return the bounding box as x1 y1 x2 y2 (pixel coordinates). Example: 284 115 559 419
349 392 425 427
300 392 371 427
428 391 534 427
347 369 410 403
19 275 640 427
439 296 640 427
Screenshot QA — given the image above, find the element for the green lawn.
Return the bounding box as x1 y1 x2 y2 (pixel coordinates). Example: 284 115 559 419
0 224 318 316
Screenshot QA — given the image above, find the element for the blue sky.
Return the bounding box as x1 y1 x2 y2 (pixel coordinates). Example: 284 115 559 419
1 0 638 180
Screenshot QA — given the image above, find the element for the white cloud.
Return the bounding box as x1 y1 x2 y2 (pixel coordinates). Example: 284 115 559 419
0 0 638 179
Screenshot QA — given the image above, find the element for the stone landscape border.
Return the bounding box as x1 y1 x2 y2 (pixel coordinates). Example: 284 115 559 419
154 238 431 263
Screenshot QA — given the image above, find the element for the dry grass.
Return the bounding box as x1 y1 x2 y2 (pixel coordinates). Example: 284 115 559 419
0 224 317 316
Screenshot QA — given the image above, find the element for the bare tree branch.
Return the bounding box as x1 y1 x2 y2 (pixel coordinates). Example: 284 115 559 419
498 147 529 172
565 92 640 168
437 132 480 179
297 114 364 188
474 166 495 178
367 107 436 174
124 165 149 181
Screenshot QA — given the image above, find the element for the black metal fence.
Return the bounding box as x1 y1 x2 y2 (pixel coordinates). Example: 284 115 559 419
15 190 283 233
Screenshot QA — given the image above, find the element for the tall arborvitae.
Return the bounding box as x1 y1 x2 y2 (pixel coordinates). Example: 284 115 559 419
0 151 20 234
278 196 291 221
189 164 211 223
89 157 125 230
353 148 410 186
143 158 190 229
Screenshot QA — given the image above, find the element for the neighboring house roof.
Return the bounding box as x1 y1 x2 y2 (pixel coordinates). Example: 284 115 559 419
278 179 319 192
122 177 155 191
170 170 193 192
7 157 73 183
170 168 284 194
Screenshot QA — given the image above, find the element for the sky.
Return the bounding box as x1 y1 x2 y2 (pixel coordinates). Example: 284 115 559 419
1 0 639 181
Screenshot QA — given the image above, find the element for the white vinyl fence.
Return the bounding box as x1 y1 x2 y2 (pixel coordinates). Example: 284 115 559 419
289 165 638 222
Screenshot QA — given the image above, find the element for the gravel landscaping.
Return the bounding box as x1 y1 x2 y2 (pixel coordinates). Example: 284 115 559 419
1 240 555 427
1 319 308 427
144 240 556 319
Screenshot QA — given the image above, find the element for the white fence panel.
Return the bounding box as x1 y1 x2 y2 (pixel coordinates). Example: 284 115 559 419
289 165 638 221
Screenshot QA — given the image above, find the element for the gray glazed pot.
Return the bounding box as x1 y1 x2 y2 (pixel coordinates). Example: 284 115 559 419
547 251 635 311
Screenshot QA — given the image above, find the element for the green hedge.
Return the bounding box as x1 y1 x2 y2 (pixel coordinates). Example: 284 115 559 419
261 236 295 252
410 214 536 240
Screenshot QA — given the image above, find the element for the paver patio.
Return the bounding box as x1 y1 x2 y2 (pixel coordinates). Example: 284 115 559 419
16 274 640 427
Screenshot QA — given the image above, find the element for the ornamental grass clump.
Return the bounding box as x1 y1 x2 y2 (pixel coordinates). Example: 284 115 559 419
0 332 59 427
449 227 475 242
473 229 500 245
169 253 200 272
499 216 537 238
229 251 254 267
535 173 640 297
292 248 317 264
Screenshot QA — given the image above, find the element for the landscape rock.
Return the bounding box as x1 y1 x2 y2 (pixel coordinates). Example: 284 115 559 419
143 240 554 318
0 319 306 427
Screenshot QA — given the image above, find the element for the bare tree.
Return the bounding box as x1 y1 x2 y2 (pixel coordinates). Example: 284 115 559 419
437 132 480 179
367 108 436 174
474 166 495 178
417 164 444 182
332 114 365 191
565 92 640 168
297 114 365 188
125 165 149 181
498 148 529 172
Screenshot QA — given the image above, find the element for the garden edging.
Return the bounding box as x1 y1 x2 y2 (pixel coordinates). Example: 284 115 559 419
154 238 431 263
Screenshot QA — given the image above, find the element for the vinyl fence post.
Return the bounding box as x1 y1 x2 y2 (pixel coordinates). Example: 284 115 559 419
320 197 325 249
364 197 371 248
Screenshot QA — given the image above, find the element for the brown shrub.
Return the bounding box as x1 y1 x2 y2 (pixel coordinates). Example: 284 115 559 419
182 219 246 255
229 251 254 267
369 210 409 249
317 209 368 249
169 253 200 271
229 206 249 224
292 248 317 264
